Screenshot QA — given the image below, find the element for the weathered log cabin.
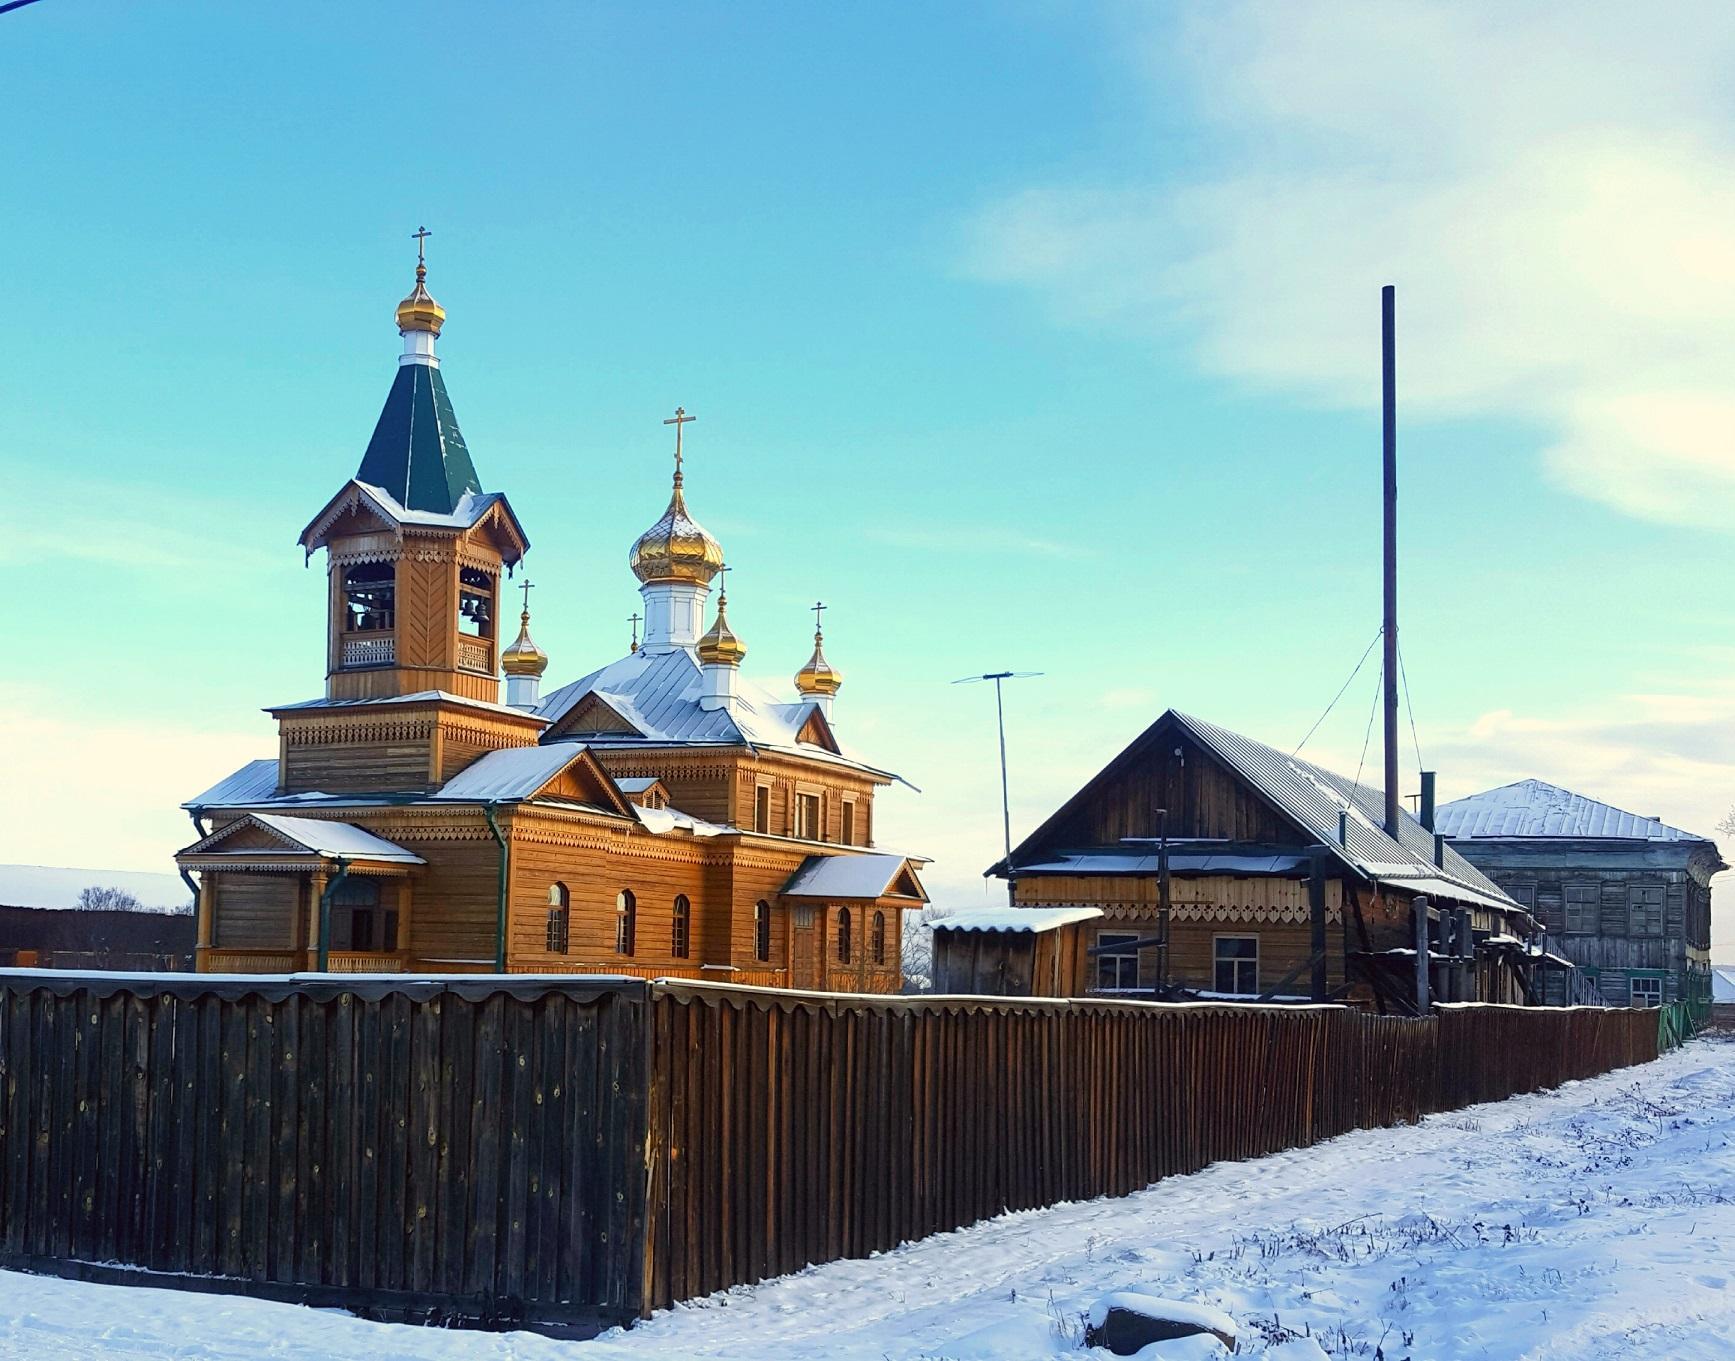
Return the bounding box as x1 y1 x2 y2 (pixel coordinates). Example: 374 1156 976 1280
1437 780 1723 1012
175 250 927 988
983 710 1549 1009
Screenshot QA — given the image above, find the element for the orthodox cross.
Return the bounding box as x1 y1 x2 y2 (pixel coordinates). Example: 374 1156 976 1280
716 562 732 601
811 599 827 635
412 225 432 266
663 406 695 479
519 579 535 615
628 611 642 653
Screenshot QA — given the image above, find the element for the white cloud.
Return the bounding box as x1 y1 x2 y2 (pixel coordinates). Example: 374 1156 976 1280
967 1 1735 527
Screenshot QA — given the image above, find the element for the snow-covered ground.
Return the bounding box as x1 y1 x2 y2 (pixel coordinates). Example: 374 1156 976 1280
2 1037 1732 1360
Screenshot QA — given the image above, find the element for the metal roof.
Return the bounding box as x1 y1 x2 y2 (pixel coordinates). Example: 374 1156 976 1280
434 744 592 802
184 759 280 808
1017 849 1312 877
1435 779 1714 844
355 361 480 515
781 853 923 900
182 814 425 865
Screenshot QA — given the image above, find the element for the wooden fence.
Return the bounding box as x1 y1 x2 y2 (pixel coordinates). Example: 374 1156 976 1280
0 971 1662 1334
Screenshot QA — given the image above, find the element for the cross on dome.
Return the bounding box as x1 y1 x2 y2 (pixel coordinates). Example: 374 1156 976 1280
663 406 695 485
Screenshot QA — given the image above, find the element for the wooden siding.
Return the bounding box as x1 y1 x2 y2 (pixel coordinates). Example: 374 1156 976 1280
212 876 302 950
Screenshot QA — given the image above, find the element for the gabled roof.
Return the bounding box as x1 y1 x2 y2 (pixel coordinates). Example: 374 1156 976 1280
297 480 528 565
998 710 1520 916
434 744 633 815
536 645 900 783
781 853 927 902
178 813 424 865
358 360 479 514
1436 779 1717 845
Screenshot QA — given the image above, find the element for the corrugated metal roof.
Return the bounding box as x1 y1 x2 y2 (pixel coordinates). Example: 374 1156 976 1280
183 814 425 864
781 853 918 900
1170 712 1517 911
1018 850 1311 877
185 759 280 808
1435 779 1713 843
934 906 1103 934
270 690 543 721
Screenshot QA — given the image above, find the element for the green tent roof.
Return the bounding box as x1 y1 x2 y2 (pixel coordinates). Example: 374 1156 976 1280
355 363 481 514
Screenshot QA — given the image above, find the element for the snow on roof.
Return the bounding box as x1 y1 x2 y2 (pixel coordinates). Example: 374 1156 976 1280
270 690 546 723
781 853 920 900
933 906 1103 934
634 805 727 838
219 814 425 864
1018 850 1311 877
0 864 192 914
1436 779 1714 844
184 758 280 808
615 777 664 794
434 743 591 802
1714 966 1735 1003
534 645 903 783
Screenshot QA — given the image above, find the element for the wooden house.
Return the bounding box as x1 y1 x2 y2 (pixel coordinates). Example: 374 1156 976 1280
986 710 1547 1010
174 255 927 988
1437 780 1723 1012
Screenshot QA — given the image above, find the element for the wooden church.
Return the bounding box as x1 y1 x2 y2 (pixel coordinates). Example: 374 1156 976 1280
176 244 927 988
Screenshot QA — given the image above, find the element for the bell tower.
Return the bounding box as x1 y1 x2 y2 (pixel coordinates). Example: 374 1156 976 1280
297 231 530 704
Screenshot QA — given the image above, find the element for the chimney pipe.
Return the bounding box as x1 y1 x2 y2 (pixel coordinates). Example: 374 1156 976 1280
1433 832 1445 868
1338 809 1349 846
1419 770 1436 831
1381 286 1402 840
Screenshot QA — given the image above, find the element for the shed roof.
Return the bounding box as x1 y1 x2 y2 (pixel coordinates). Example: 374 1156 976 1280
933 906 1103 934
1435 779 1716 844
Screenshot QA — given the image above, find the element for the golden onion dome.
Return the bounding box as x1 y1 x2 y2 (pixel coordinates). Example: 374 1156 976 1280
696 589 747 666
794 628 842 697
500 609 549 678
629 473 724 585
395 260 446 337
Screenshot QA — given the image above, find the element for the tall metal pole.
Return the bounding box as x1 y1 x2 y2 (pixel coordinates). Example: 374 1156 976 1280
993 675 1013 902
1382 284 1401 837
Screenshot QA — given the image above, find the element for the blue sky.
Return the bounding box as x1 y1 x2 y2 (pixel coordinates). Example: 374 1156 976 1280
3 2 1731 930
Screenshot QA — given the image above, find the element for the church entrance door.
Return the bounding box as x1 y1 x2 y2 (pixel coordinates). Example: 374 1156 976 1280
790 905 821 990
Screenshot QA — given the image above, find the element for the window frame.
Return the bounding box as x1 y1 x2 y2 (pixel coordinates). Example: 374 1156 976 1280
615 889 637 957
841 798 857 847
794 789 822 841
753 782 772 835
1094 931 1140 993
836 906 852 963
672 894 691 959
1562 882 1600 935
1626 883 1665 938
1213 934 1259 996
871 910 887 965
754 900 772 963
1629 974 1663 1008
545 881 571 955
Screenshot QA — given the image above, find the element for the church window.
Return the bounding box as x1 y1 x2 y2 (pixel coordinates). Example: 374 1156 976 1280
836 907 852 963
615 890 637 956
795 792 821 840
754 784 771 834
754 900 771 962
546 882 570 954
871 911 886 965
330 878 397 953
672 895 691 959
841 799 856 847
1213 935 1259 995
458 566 495 638
343 563 395 633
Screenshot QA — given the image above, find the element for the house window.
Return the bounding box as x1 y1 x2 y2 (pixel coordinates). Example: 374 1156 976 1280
1563 884 1599 935
1629 975 1663 1008
754 900 772 962
754 784 771 834
615 890 636 956
871 911 887 965
330 878 397 953
795 792 821 840
1627 884 1665 937
458 566 495 638
342 563 395 633
841 800 857 846
672 894 691 959
545 882 570 954
1213 936 1259 995
1095 932 1140 992
836 907 852 963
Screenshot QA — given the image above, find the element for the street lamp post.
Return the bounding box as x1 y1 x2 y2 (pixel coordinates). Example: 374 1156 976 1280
953 670 1042 904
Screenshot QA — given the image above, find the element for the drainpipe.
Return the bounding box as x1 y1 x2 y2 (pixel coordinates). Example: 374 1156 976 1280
316 857 351 972
483 802 509 973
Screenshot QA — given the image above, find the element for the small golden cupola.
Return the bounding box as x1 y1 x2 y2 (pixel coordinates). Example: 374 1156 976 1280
630 407 724 653
396 226 446 341
501 581 549 709
794 600 843 718
697 572 747 711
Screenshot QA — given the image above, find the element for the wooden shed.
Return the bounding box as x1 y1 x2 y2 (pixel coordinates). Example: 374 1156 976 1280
930 906 1102 996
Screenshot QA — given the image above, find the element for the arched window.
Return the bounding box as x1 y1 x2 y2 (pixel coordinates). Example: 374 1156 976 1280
615 890 636 956
342 562 395 637
754 900 771 963
458 566 495 639
836 907 852 964
545 882 571 954
672 895 691 959
871 911 887 966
